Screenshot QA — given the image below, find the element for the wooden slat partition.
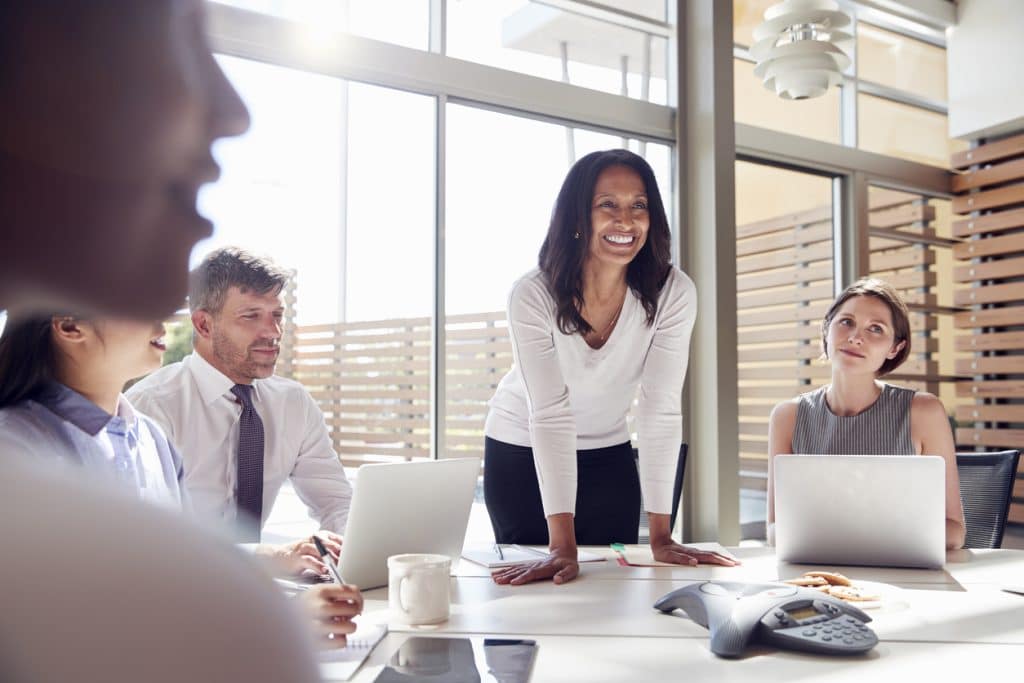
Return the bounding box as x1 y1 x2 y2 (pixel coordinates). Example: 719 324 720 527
287 311 511 466
736 187 953 495
952 131 1024 526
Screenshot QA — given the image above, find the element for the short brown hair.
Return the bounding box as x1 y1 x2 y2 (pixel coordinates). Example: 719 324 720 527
821 278 911 376
188 247 289 314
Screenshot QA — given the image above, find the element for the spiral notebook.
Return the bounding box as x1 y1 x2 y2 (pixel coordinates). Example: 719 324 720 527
319 622 388 681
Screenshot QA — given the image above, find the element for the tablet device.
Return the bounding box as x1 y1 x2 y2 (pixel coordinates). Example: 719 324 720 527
374 637 537 683
338 457 480 589
774 454 946 569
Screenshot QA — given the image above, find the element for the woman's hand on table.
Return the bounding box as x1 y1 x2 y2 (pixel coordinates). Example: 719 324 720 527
650 538 740 567
491 548 580 586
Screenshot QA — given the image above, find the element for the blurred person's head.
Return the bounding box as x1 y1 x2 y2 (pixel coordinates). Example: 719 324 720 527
820 278 911 377
538 149 672 336
0 1 250 318
189 247 290 384
0 314 167 410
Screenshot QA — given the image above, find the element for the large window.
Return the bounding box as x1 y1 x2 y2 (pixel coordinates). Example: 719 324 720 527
199 55 436 466
443 103 673 460
447 0 669 104
734 161 835 540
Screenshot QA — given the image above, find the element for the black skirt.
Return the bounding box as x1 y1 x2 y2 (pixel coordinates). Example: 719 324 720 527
483 436 641 546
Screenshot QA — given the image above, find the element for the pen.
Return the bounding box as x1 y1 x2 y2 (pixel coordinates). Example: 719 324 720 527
494 543 505 560
312 535 347 585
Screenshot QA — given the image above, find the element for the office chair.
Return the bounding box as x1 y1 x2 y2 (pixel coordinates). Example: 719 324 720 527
635 444 687 544
956 449 1020 549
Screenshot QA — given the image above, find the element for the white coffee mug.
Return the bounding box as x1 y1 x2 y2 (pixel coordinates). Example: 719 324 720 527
388 553 451 626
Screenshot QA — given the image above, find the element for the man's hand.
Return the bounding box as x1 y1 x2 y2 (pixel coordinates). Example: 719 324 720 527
298 583 363 649
255 531 343 577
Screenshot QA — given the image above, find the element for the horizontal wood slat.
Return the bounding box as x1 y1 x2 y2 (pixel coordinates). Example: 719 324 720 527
955 405 1024 423
952 183 1024 214
955 356 1024 375
955 428 1024 449
737 325 820 344
736 206 832 239
952 207 1024 238
737 241 833 274
737 282 834 308
953 305 1024 328
954 255 1024 283
953 232 1024 260
737 222 832 257
870 246 934 271
955 380 1024 398
869 203 935 229
952 156 1024 193
951 132 1024 169
954 331 1024 352
737 263 833 292
954 282 1024 306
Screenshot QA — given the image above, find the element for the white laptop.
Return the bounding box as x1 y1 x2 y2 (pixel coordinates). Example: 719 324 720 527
337 457 480 589
773 454 946 569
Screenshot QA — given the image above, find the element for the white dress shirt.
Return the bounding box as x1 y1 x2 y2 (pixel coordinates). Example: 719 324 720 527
484 267 697 517
127 352 352 534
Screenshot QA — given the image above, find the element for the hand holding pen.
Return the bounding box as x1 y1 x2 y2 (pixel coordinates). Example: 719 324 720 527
305 535 364 646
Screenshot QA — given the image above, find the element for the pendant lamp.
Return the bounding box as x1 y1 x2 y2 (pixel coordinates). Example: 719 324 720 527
751 0 853 100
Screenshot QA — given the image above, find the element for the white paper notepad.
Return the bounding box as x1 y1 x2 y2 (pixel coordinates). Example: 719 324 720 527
319 622 388 681
462 544 606 568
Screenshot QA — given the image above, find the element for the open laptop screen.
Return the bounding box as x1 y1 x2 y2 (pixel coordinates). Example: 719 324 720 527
773 454 945 569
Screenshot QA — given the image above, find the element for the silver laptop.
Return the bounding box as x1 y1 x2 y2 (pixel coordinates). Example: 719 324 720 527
774 454 946 569
338 457 480 589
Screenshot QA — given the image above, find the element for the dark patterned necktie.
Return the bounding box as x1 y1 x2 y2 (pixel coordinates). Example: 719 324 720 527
231 384 264 542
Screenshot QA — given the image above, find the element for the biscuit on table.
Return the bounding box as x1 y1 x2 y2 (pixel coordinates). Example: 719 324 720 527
783 575 829 587
826 585 880 602
802 570 852 586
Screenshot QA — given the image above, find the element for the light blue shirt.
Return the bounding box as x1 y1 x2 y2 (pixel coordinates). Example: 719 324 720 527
0 382 186 509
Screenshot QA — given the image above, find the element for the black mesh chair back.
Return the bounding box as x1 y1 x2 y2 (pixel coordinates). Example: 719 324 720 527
635 444 688 543
956 450 1020 549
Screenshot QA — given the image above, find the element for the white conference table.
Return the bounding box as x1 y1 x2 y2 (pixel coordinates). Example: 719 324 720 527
340 546 1024 682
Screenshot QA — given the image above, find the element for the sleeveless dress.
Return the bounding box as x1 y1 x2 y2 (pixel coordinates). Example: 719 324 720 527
791 384 916 455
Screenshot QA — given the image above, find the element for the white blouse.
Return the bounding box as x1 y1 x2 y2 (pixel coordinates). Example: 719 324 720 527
485 267 697 517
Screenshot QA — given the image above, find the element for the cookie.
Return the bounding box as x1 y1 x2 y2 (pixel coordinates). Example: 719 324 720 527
802 571 852 586
827 585 880 602
783 575 829 587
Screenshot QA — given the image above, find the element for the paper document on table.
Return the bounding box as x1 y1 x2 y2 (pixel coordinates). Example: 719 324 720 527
319 622 388 681
462 544 606 568
612 542 738 567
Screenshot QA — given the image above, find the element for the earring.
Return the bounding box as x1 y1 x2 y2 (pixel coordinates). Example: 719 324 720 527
573 231 580 239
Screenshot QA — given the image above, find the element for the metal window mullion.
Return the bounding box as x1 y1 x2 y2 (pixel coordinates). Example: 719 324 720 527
833 171 871 295
841 10 858 148
428 0 446 55
431 95 447 461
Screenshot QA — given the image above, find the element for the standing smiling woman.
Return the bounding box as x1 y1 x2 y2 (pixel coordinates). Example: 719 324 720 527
484 149 738 586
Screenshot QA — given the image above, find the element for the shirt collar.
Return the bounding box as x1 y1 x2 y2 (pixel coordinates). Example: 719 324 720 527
34 381 114 437
185 351 262 405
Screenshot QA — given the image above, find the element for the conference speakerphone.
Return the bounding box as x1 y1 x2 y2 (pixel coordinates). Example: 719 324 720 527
654 581 879 657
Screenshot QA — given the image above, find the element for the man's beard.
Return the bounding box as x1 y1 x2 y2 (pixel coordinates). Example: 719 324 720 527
211 330 278 381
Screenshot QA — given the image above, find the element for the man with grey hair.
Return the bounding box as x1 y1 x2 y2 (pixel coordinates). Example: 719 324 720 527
130 247 352 569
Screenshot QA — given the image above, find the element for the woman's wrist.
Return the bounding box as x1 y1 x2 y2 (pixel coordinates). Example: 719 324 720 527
546 512 578 556
647 512 673 547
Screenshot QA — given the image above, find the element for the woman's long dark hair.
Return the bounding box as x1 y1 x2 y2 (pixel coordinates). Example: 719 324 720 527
0 314 60 408
538 149 672 336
